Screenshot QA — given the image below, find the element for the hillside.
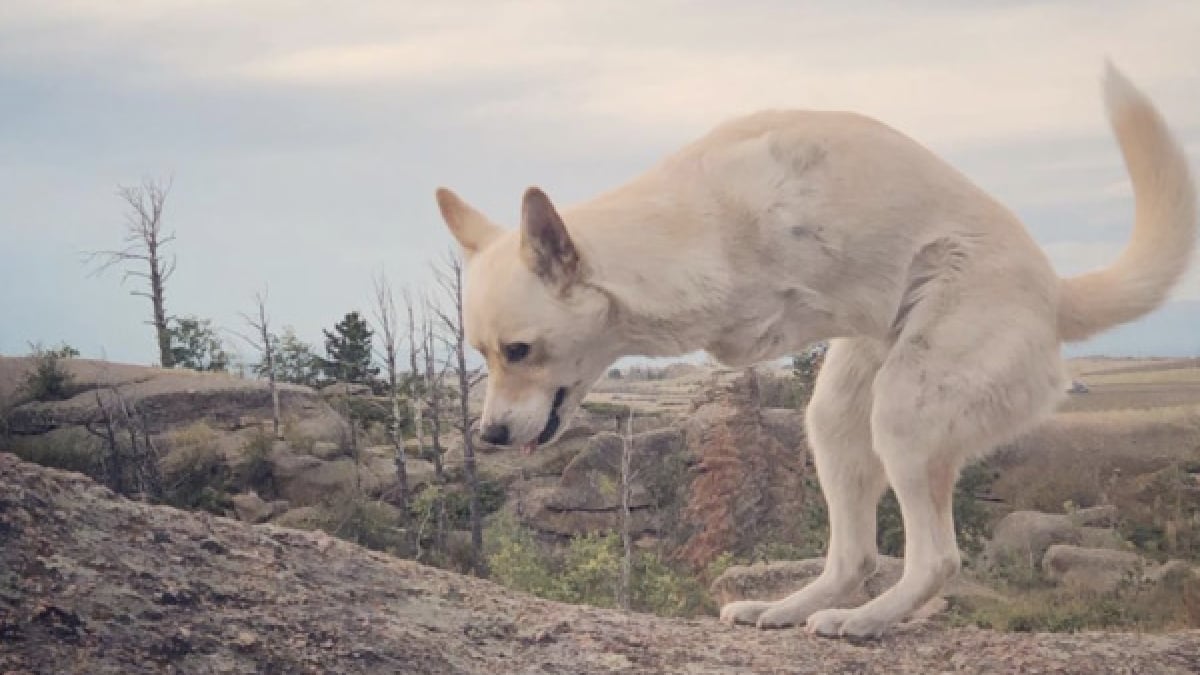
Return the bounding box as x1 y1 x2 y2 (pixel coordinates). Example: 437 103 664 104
2 455 1199 674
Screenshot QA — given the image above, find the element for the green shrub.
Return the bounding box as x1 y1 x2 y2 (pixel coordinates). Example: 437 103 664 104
323 498 408 554
486 515 714 617
233 431 276 497
20 343 80 402
10 429 102 477
946 571 1200 632
160 425 230 513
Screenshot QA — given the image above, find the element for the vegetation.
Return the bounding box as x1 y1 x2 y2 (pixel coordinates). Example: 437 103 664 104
262 327 322 386
320 311 378 385
948 565 1200 632
168 316 230 372
20 342 80 402
487 515 713 617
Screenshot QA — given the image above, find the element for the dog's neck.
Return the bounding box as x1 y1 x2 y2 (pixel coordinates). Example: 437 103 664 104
564 183 735 359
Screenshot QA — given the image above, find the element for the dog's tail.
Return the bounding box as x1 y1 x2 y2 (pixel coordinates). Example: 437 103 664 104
1057 64 1196 342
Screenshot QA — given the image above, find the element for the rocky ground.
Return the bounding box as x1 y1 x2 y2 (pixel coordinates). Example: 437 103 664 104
3 455 1199 674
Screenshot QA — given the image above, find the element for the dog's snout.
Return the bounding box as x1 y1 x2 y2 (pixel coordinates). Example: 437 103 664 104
481 423 510 446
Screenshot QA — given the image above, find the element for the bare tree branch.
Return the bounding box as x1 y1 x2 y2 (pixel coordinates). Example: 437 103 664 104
85 176 178 367
371 271 409 517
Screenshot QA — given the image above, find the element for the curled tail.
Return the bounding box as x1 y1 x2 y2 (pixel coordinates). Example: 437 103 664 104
1058 64 1197 342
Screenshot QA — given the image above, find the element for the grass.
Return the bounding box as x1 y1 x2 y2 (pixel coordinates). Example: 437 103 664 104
945 570 1200 632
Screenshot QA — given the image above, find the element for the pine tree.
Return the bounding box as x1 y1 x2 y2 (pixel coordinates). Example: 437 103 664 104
320 311 379 385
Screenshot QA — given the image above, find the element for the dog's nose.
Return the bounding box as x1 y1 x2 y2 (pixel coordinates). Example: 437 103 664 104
480 423 510 446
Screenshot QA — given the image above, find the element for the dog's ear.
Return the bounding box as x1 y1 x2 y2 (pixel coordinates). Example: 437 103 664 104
520 186 582 288
436 187 503 260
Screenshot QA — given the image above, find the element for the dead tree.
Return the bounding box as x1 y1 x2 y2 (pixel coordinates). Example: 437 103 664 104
619 411 636 610
232 289 283 439
405 290 428 473
433 252 484 574
372 272 409 515
87 178 177 368
422 301 449 551
83 386 162 500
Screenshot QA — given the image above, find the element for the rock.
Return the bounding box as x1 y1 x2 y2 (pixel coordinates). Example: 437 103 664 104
1074 505 1119 527
1078 526 1126 550
1 357 342 440
2 454 1198 674
518 428 687 536
271 452 354 504
233 630 259 650
272 505 324 529
320 382 372 397
230 491 287 524
985 511 1081 569
310 441 344 460
1041 545 1142 593
1144 559 1195 584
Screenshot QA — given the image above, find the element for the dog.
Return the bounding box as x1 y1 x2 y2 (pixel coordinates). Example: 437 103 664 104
434 64 1195 639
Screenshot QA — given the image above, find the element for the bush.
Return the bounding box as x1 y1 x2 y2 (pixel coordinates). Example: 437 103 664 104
232 430 276 497
10 429 102 477
160 423 230 513
323 498 408 554
486 515 713 617
946 570 1200 632
20 343 80 402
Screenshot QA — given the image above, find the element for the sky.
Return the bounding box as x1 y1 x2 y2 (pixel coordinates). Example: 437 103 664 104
1 0 1198 367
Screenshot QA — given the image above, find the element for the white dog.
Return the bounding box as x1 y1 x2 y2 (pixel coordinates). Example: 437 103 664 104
435 64 1195 639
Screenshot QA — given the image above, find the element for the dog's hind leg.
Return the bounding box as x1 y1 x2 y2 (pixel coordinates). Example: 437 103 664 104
806 318 1062 639
720 338 888 628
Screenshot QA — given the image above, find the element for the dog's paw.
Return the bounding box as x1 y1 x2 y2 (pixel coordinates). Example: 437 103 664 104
755 603 810 629
806 608 890 641
719 600 773 626
805 608 854 637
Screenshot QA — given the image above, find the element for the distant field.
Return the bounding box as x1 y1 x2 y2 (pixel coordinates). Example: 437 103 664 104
584 357 1200 419
1061 357 1200 414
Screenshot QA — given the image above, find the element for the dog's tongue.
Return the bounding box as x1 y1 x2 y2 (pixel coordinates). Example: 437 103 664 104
521 442 537 456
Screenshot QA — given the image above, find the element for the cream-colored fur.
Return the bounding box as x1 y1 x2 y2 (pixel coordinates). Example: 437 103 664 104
436 64 1196 639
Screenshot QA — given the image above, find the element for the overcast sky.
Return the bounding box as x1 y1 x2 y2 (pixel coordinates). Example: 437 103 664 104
1 0 1197 367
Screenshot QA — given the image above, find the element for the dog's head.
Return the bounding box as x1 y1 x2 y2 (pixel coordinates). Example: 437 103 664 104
436 186 618 452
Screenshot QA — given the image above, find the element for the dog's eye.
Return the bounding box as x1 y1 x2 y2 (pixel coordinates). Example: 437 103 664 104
503 342 531 363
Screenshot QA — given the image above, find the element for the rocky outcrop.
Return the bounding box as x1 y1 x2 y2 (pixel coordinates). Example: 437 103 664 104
517 428 688 537
1040 544 1195 594
2 357 346 441
229 491 289 524
983 506 1124 571
517 369 813 561
3 454 1198 674
1040 544 1143 592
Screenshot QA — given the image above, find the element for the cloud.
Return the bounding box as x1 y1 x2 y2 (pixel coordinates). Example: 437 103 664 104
2 1 1198 360
8 1 1200 149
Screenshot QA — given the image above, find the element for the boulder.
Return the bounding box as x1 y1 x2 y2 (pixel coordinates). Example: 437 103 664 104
272 505 325 529
518 428 688 536
1041 545 1142 593
310 441 343 460
230 491 289 524
984 509 1125 571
